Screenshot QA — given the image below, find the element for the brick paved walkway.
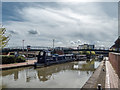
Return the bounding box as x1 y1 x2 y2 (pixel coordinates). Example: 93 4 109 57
0 60 37 70
105 57 119 88
82 60 106 89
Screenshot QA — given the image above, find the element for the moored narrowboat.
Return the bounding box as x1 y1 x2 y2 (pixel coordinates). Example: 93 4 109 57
34 50 76 68
75 55 87 61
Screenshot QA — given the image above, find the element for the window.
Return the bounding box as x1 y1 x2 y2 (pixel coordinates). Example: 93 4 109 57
40 52 44 56
47 52 51 56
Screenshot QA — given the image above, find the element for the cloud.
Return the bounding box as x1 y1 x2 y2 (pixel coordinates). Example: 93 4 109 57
9 30 18 34
28 30 38 35
3 2 118 47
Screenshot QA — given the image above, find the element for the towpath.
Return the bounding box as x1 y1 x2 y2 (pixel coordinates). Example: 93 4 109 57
0 60 37 70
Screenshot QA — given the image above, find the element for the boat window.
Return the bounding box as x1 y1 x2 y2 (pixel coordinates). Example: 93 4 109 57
47 52 51 56
40 51 44 56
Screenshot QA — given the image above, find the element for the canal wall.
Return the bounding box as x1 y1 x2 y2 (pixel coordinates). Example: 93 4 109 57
81 60 106 89
0 60 36 70
109 52 120 79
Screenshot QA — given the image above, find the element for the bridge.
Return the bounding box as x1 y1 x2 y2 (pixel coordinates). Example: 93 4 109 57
2 48 116 52
2 46 119 55
2 46 50 53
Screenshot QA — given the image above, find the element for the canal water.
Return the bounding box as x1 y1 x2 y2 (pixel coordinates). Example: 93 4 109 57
1 60 100 88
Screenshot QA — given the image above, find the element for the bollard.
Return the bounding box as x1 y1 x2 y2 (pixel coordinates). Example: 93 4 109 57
97 84 102 90
103 68 105 71
103 59 106 66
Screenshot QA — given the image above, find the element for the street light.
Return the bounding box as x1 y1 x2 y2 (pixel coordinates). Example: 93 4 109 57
22 40 25 55
53 39 55 49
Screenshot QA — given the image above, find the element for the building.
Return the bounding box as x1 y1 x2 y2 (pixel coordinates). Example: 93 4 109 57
110 36 120 51
78 44 95 49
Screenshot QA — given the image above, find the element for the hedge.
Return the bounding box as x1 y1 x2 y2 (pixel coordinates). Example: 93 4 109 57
1 55 26 64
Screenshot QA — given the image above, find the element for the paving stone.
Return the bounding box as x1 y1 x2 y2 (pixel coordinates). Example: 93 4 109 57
0 60 37 70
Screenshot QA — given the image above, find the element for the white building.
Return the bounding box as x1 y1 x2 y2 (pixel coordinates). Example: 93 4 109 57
78 44 95 49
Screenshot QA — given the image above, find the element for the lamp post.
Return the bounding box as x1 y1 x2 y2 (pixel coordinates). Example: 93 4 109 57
22 40 25 55
52 39 55 55
53 39 55 50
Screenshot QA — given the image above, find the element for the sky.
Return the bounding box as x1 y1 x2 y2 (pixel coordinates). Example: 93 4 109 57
2 2 118 48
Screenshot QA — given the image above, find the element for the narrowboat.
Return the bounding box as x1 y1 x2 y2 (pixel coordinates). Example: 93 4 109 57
75 55 87 61
34 50 76 68
98 55 104 60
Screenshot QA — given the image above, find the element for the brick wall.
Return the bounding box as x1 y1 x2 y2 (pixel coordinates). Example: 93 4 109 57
109 52 120 78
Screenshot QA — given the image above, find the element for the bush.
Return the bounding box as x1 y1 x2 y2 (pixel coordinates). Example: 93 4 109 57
82 51 86 54
86 51 90 55
79 51 83 54
16 56 26 63
2 55 15 64
1 55 26 64
91 51 96 55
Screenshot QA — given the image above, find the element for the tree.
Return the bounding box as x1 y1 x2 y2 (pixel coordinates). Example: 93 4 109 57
0 27 10 48
91 51 96 55
79 51 83 54
86 51 90 55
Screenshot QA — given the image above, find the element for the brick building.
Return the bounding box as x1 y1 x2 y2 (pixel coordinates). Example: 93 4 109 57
110 36 120 51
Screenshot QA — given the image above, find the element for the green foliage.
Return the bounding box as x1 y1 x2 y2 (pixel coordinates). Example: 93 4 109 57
16 56 26 63
91 51 96 55
79 51 96 55
1 55 26 64
86 51 90 55
0 27 10 48
1 55 15 64
82 51 86 54
79 51 83 54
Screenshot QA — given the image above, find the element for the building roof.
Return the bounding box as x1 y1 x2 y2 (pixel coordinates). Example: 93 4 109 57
110 44 115 49
115 36 120 44
111 36 120 49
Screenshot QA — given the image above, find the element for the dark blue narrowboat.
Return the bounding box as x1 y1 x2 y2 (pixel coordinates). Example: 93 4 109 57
34 50 76 68
98 55 104 60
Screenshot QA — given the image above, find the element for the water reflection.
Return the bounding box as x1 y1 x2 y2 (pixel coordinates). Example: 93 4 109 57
36 60 96 82
2 60 100 88
14 71 18 81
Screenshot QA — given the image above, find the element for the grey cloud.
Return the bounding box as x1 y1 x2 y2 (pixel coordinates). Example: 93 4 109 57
9 30 18 34
28 30 38 35
69 31 111 45
3 2 118 48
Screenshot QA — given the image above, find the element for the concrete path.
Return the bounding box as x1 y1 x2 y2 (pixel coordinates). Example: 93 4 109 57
105 57 119 89
0 60 37 70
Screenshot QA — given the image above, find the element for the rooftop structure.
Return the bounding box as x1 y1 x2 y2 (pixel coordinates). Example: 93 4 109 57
110 36 120 51
78 44 95 49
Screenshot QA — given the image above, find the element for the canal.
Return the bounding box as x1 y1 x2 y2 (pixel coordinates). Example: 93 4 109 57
1 60 100 88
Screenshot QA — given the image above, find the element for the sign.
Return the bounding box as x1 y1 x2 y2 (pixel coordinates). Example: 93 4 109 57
27 45 31 50
14 51 19 57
